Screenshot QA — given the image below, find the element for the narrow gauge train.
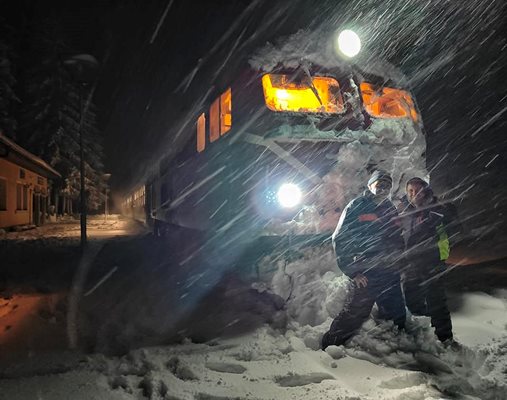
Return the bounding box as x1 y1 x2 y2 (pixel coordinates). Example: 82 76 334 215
122 30 427 268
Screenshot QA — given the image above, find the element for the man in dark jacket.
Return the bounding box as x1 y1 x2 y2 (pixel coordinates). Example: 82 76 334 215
399 177 459 344
322 170 406 350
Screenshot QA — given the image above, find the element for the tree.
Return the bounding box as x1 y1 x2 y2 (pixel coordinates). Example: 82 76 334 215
18 18 106 212
0 18 19 139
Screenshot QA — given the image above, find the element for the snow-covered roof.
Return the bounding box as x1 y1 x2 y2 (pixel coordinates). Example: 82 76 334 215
0 132 61 179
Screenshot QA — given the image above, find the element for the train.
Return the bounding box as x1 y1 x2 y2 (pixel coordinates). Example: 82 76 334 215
122 29 428 270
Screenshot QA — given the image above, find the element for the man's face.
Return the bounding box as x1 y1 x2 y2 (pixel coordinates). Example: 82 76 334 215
369 179 392 198
407 183 426 206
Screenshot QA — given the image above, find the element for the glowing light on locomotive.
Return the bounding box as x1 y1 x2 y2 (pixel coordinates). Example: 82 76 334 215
277 183 302 208
337 30 361 58
262 74 344 113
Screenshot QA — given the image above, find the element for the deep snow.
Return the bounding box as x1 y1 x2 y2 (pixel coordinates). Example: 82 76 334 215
0 246 506 400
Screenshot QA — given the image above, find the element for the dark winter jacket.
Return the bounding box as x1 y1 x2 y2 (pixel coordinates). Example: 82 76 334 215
398 196 461 261
332 190 404 277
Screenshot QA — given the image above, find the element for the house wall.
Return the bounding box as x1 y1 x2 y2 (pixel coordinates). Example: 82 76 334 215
0 158 49 229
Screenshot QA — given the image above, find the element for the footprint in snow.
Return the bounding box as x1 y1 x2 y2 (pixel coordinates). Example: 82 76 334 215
205 362 247 374
195 394 248 400
275 372 335 387
378 372 427 389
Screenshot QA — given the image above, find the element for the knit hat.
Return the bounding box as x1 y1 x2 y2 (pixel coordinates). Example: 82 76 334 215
406 177 429 188
367 170 392 186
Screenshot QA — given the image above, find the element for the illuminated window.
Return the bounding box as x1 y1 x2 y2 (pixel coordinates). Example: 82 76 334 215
197 113 206 152
360 82 418 122
220 87 232 135
0 178 6 211
209 98 220 142
262 74 344 113
209 88 233 143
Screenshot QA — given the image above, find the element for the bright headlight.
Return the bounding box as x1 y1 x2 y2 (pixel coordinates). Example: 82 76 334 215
337 30 361 58
277 183 302 208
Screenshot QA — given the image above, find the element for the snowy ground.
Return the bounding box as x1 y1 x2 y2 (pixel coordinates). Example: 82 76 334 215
0 233 506 399
0 290 505 399
0 215 146 241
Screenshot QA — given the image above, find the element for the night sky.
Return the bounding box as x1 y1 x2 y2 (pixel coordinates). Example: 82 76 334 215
3 0 507 230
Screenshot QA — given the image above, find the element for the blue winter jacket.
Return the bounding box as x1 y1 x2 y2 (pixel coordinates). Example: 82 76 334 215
332 190 404 277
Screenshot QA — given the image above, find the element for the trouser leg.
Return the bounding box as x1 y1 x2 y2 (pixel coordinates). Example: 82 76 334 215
401 265 428 316
375 273 407 330
323 280 376 348
426 266 453 342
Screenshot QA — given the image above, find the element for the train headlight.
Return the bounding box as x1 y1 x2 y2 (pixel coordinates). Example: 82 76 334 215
337 30 361 58
277 183 302 208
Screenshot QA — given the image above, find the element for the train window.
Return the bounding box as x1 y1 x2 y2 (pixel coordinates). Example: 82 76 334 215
220 87 232 135
197 113 206 152
209 98 220 142
360 82 418 122
262 74 344 113
134 186 145 207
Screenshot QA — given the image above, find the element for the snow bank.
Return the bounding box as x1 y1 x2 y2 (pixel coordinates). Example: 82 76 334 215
1 241 506 399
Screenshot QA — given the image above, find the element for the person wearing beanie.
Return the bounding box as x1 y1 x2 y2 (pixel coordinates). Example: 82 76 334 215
322 170 406 350
399 177 461 346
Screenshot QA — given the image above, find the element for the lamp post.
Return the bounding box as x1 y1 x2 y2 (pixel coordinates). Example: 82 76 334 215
64 54 99 249
103 173 111 220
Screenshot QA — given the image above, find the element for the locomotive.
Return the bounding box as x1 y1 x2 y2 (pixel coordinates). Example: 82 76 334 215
122 29 427 271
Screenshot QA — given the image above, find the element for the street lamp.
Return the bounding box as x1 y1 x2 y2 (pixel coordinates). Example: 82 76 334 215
64 54 99 249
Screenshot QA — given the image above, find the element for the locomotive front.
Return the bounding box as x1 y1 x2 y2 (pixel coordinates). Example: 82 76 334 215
236 29 427 237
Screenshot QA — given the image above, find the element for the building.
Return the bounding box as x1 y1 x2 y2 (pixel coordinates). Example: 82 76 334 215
0 132 61 229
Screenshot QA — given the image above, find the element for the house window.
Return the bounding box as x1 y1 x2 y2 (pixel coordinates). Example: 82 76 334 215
16 184 28 210
19 169 25 179
0 178 6 211
37 176 44 185
196 113 206 152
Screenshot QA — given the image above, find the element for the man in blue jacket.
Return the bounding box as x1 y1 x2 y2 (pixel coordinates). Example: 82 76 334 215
322 170 406 350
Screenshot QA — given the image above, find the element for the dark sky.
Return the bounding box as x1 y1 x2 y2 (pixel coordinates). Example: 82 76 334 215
3 0 507 229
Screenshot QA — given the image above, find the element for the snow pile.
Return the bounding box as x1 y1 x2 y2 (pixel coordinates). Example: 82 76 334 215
2 299 505 400
1 237 506 399
267 247 349 327
263 118 428 234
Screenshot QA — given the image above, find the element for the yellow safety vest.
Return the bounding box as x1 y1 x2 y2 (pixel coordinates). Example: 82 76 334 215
436 222 450 261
